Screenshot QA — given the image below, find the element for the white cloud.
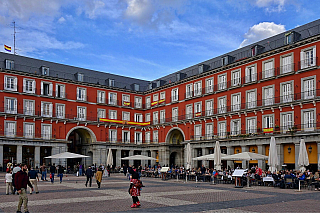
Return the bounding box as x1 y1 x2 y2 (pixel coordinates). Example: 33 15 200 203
239 22 285 48
254 0 287 12
58 17 66 23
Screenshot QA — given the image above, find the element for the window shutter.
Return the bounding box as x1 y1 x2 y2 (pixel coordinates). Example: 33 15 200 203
312 47 316 66
14 99 17 113
23 79 26 93
55 84 58 97
49 83 53 96
49 103 53 117
13 78 17 91
32 80 35 93
300 51 305 69
77 88 79 100
41 82 44 95
4 76 8 89
41 102 44 116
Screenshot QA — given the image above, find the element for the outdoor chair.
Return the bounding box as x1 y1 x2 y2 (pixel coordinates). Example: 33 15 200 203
285 178 293 189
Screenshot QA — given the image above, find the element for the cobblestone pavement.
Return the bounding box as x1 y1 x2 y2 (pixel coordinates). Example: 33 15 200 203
0 173 320 212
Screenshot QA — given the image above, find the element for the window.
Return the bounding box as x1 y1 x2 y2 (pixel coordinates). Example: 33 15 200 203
135 97 142 108
146 96 151 109
186 104 193 119
122 131 130 143
231 69 241 86
108 92 117 105
186 84 193 98
247 90 256 109
281 54 293 74
302 109 315 131
41 102 53 117
218 121 226 138
263 86 274 106
218 96 226 114
109 110 117 119
77 106 86 121
302 77 315 99
281 81 293 103
5 97 17 114
145 113 150 122
153 111 159 124
245 65 256 83
160 110 165 124
172 108 178 122
206 100 213 116
246 117 256 134
97 109 106 121
263 60 274 78
281 112 293 133
231 119 240 136
133 83 140 91
205 123 213 140
122 112 130 121
153 94 159 102
77 73 84 82
194 102 202 117
232 93 241 111
41 82 53 96
135 113 143 122
194 81 202 96
24 123 34 138
56 104 65 119
5 121 16 137
218 74 227 90
135 132 142 144
5 60 14 70
194 125 202 140
153 131 158 143
42 124 52 139
145 132 150 143
263 114 274 131
301 46 316 69
42 67 49 76
56 84 65 98
206 78 213 93
4 76 17 91
97 91 105 103
285 32 294 45
24 100 34 116
109 79 115 87
122 94 130 106
109 129 117 142
77 88 86 101
160 92 165 101
171 88 179 102
23 79 35 94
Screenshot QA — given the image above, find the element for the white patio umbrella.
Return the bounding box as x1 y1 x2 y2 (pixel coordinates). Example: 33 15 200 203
298 138 309 172
106 148 113 167
192 153 228 160
222 152 268 161
214 141 222 171
268 136 278 172
121 155 156 160
186 143 192 170
45 152 89 159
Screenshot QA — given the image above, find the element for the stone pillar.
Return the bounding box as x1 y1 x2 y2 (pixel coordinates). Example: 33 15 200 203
257 145 266 170
295 143 300 171
129 150 134 166
34 146 40 169
159 146 169 166
151 150 156 167
318 142 320 171
202 147 209 167
101 148 107 166
226 146 234 170
116 149 121 167
0 145 3 171
141 150 148 167
241 146 248 169
277 144 284 171
17 145 22 164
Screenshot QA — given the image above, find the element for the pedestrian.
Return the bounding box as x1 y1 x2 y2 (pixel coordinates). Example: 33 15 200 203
28 167 39 194
5 169 13 195
107 164 111 177
79 164 83 176
40 163 47 181
96 168 103 188
12 163 21 195
49 163 56 184
15 163 33 213
85 166 93 187
123 164 127 177
57 165 64 183
128 169 143 208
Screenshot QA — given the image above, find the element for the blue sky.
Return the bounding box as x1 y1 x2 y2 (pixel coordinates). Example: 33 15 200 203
0 0 319 81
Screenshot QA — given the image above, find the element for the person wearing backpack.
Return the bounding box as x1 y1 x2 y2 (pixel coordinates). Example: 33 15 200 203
128 169 142 208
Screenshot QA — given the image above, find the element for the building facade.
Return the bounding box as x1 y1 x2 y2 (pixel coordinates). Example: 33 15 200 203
1 19 320 171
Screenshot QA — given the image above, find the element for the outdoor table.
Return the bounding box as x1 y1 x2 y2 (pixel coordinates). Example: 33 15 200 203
263 177 274 186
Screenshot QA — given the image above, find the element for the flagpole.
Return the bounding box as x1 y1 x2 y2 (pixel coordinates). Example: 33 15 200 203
13 21 16 55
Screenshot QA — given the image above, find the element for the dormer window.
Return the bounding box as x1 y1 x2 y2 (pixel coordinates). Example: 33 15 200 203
198 65 204 74
109 79 115 87
77 73 84 82
284 31 300 45
42 66 49 76
131 83 140 91
176 73 181 81
221 56 233 66
148 83 153 90
251 45 264 57
5 60 14 70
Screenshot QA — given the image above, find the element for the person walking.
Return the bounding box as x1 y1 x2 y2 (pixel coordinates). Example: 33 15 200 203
57 165 64 183
15 164 33 213
49 163 56 184
40 163 47 181
128 169 142 208
96 168 103 188
12 164 21 195
5 170 13 195
28 167 39 194
123 164 127 177
85 166 93 187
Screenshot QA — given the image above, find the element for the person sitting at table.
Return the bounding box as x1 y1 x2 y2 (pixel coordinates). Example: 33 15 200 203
266 171 272 177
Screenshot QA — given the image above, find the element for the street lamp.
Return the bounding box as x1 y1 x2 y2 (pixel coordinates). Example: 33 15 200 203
308 146 312 153
288 146 291 153
252 148 255 152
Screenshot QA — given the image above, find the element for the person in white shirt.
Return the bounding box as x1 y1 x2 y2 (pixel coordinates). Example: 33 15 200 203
5 170 13 195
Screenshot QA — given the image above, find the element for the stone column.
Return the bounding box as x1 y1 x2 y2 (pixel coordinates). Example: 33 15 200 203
202 147 209 167
257 145 266 170
318 142 320 171
0 145 3 171
241 146 248 169
34 146 40 169
101 148 107 166
116 149 121 167
295 143 300 171
129 150 134 166
151 150 156 167
17 145 22 164
226 146 234 170
277 144 284 171
141 150 148 167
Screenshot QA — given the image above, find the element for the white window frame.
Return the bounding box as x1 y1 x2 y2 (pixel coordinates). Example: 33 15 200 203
5 60 14 70
194 81 202 96
134 113 143 122
145 113 150 122
109 129 117 142
153 111 159 124
205 77 214 93
122 111 130 121
194 102 202 116
246 117 257 134
300 45 316 69
135 96 142 108
231 93 241 111
262 114 274 130
135 132 142 144
280 81 293 103
246 89 257 109
146 96 151 109
41 101 53 117
263 85 274 106
186 83 193 98
145 132 151 144
245 64 257 83
231 69 241 87
194 124 202 140
218 121 226 138
205 99 213 116
153 94 159 102
262 59 274 78
230 119 241 136
280 111 294 133
4 75 17 91
77 106 86 121
160 110 165 124
171 88 179 102
280 53 294 74
301 76 316 100
5 97 17 114
301 108 316 131
122 94 130 106
205 123 213 140
153 131 158 143
23 78 36 94
109 110 117 120
41 81 53 96
5 121 16 137
24 122 35 138
122 130 130 143
172 107 178 122
108 92 117 105
56 84 65 98
41 124 52 139
56 104 65 119
97 90 105 104
218 73 227 90
160 92 165 101
24 99 35 116
97 109 106 121
186 104 193 119
218 96 226 114
77 87 87 101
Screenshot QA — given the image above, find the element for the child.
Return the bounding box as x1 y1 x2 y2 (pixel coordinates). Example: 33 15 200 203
5 170 13 195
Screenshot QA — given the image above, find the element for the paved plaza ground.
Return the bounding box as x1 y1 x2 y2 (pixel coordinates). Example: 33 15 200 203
0 172 320 212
